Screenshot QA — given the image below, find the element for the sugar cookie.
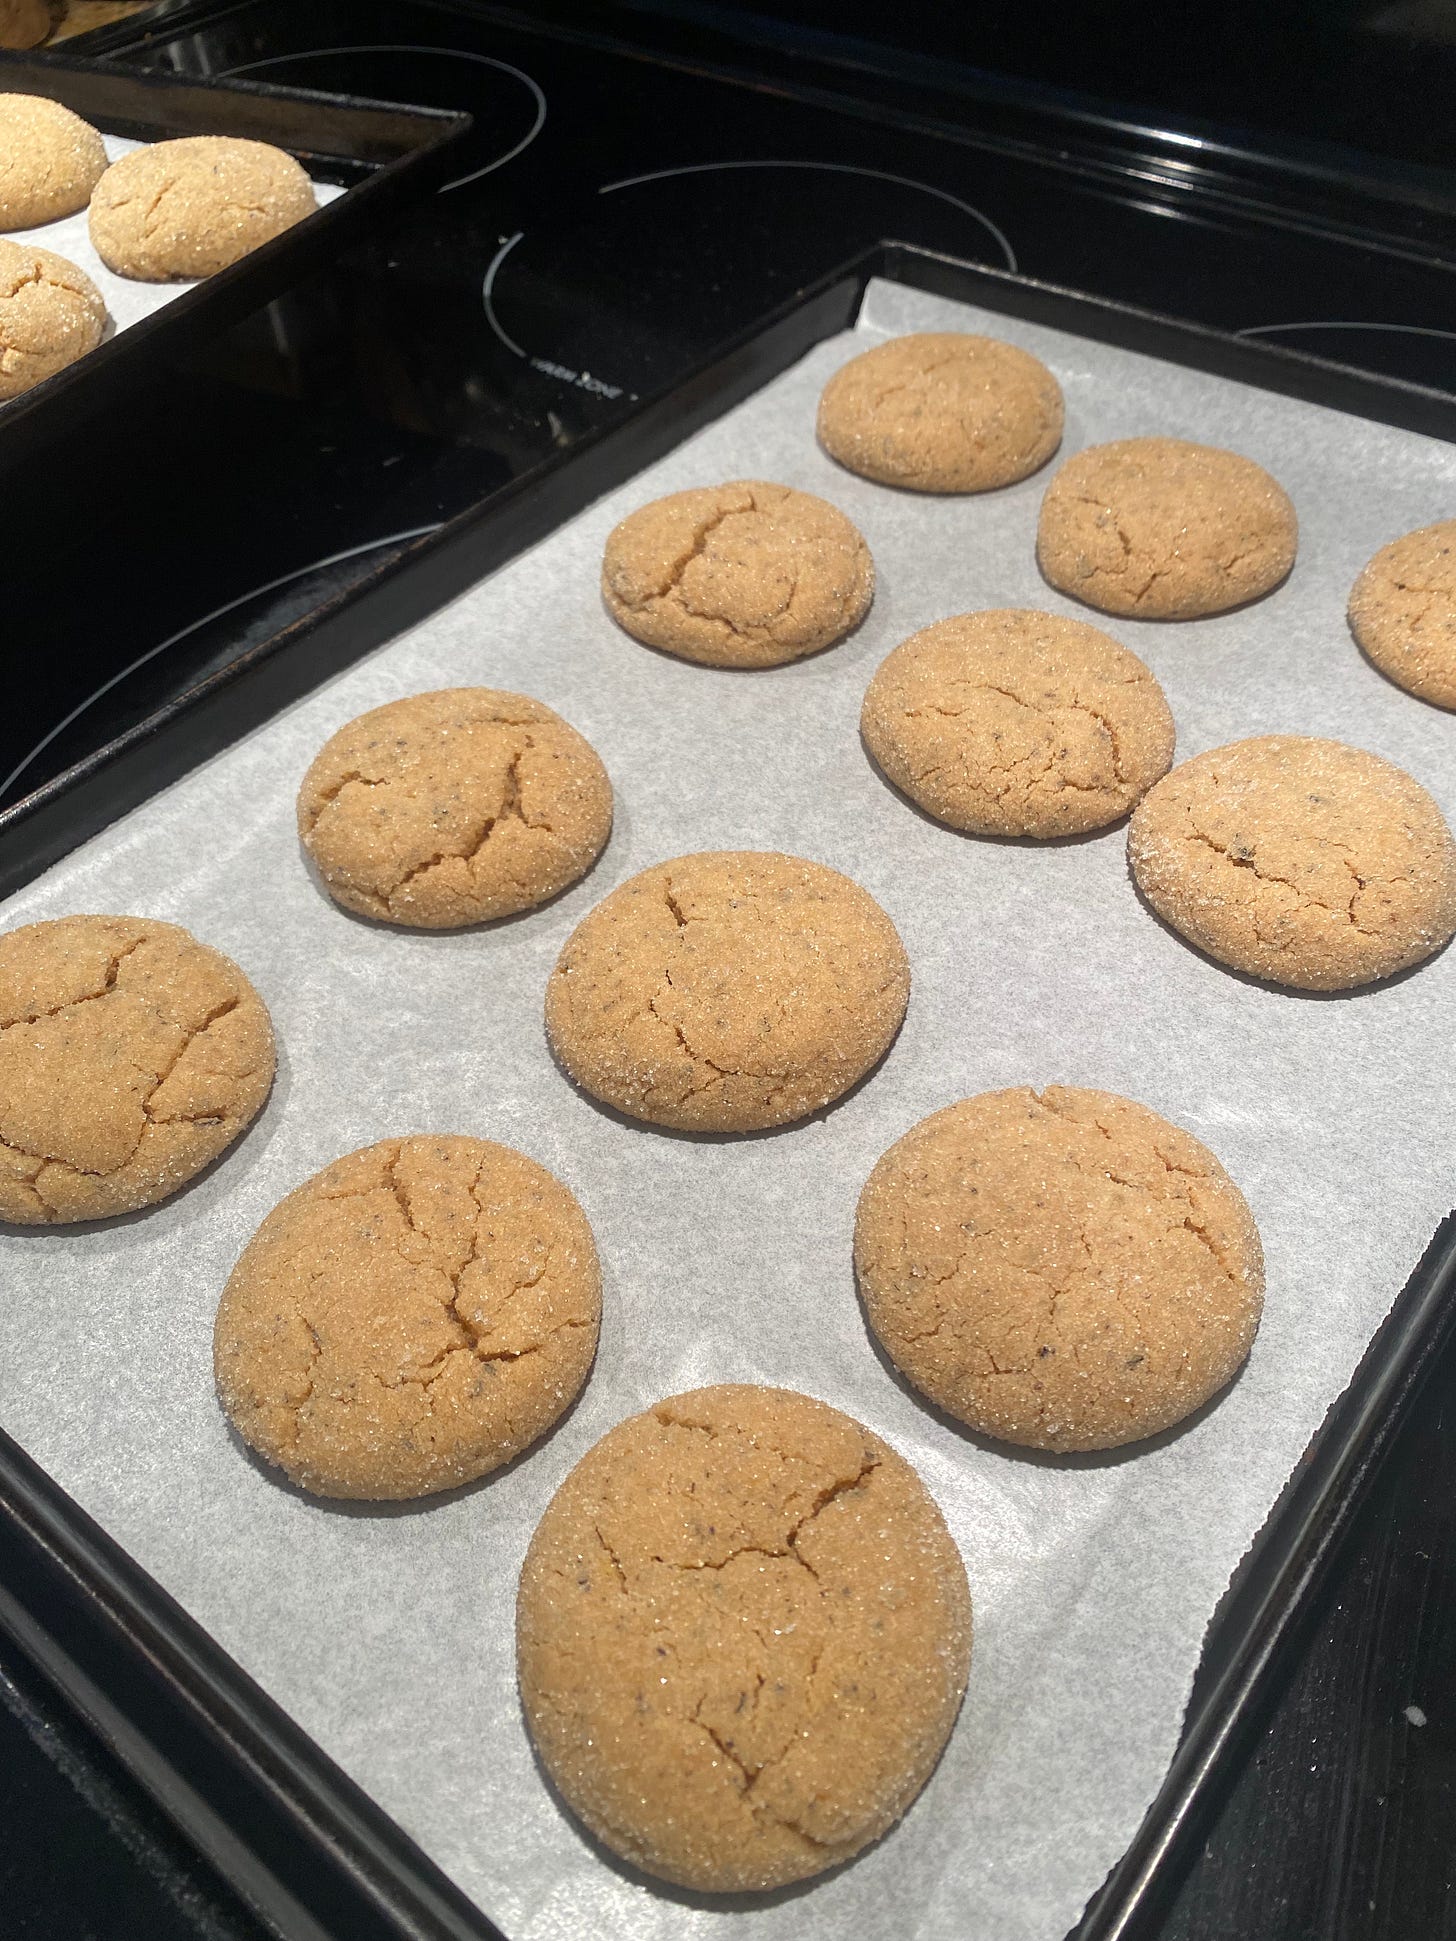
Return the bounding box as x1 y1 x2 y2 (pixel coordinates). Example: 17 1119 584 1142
1349 519 1456 709
855 1087 1264 1452
1129 735 1456 989
517 1384 970 1891
0 95 106 227
817 331 1063 492
861 607 1174 836
0 238 106 398
545 850 909 1131
89 135 315 281
214 1135 600 1500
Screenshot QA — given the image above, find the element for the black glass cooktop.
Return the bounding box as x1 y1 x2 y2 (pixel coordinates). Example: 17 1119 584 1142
3 0 1455 819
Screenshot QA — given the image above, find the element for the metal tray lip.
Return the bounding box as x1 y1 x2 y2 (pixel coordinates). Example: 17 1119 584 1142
8 235 1456 859
0 51 471 458
5 237 1456 1941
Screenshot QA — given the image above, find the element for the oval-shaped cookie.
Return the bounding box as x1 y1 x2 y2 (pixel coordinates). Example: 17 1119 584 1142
855 1087 1264 1452
90 135 315 280
0 238 107 398
517 1384 971 1892
1349 519 1456 709
0 94 107 227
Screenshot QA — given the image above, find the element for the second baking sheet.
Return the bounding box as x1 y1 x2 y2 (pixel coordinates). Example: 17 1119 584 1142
1 275 1455 1941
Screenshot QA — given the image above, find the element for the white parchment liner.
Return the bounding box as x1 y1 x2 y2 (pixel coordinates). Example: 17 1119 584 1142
2 279 1454 1941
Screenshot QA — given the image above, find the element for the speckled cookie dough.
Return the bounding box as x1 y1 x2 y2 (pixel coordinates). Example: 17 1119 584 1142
816 331 1063 492
0 914 274 1224
214 1135 601 1501
1128 736 1456 990
89 135 316 281
517 1383 971 1893
600 480 874 668
1037 437 1297 619
544 850 910 1132
861 607 1175 837
1348 520 1456 709
0 238 106 398
0 94 106 227
855 1087 1264 1453
297 688 613 928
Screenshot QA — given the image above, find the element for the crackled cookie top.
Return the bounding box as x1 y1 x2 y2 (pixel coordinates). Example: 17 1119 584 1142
0 238 106 399
297 688 613 928
816 331 1063 493
0 95 107 228
1037 437 1297 619
1128 736 1456 990
861 608 1175 837
600 480 874 668
0 915 274 1224
855 1087 1264 1452
1349 519 1456 710
544 850 910 1132
214 1135 601 1500
517 1384 971 1892
89 135 315 281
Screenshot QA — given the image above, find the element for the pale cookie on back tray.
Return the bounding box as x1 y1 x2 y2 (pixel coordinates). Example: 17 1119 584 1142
1348 519 1456 709
0 238 107 398
1128 735 1456 990
0 914 274 1224
89 135 316 280
214 1135 601 1500
517 1383 971 1892
545 850 910 1132
297 688 613 928
816 330 1063 492
600 480 873 667
855 1086 1265 1453
861 607 1175 837
0 94 107 226
1037 437 1297 618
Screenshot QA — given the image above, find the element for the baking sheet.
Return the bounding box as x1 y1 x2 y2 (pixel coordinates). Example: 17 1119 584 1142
2 276 1455 1941
9 132 343 340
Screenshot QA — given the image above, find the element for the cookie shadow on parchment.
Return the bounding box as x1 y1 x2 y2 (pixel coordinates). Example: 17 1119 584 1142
858 727 1131 851
220 1329 598 1520
0 1038 295 1241
853 1272 1253 1471
520 1716 909 1914
1127 870 1452 1001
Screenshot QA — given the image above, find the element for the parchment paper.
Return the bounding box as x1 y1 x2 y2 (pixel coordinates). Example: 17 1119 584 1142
9 133 343 338
2 279 1455 1941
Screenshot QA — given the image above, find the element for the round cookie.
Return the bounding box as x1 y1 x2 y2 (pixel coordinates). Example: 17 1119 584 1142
600 480 873 668
517 1384 970 1892
1037 437 1297 619
0 5 53 52
0 914 274 1225
0 95 106 227
214 1135 601 1500
816 331 1063 493
545 850 910 1132
855 1087 1264 1453
861 607 1175 837
1128 735 1456 990
89 135 316 281
0 238 106 399
297 688 613 928
1348 519 1456 709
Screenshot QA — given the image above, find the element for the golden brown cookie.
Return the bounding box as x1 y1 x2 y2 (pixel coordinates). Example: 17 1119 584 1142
0 95 106 226
0 914 274 1225
816 331 1063 493
861 607 1175 837
600 480 873 668
855 1087 1263 1453
89 135 315 281
214 1135 600 1501
517 1384 970 1892
0 4 53 52
545 850 909 1132
297 688 613 929
1037 437 1297 619
0 238 106 399
1128 736 1456 990
1348 520 1456 709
